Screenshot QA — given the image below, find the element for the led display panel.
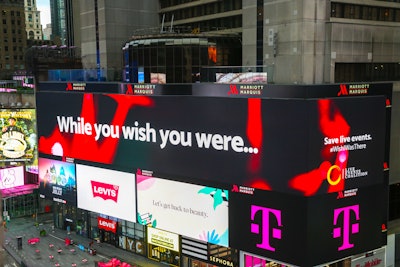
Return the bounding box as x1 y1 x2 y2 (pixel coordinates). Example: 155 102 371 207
0 166 24 189
0 109 37 164
229 185 385 267
136 170 229 247
37 93 385 196
38 157 76 204
76 164 136 222
35 87 389 266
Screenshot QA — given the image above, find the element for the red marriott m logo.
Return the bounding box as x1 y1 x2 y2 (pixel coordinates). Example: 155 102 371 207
338 84 348 96
126 84 134 95
228 85 239 95
66 83 73 91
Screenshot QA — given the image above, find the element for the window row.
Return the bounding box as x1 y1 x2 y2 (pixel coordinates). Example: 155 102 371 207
162 16 242 33
0 46 24 52
0 64 25 70
1 10 21 16
2 19 23 25
161 0 241 23
1 39 24 44
335 62 400 82
331 2 400 22
2 29 23 34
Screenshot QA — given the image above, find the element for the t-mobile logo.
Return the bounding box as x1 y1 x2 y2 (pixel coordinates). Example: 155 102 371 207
333 205 360 251
250 205 282 252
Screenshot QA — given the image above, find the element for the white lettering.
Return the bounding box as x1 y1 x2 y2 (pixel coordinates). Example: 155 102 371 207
94 186 117 197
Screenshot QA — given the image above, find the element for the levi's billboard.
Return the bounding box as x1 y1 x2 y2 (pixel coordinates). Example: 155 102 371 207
98 217 117 233
76 164 136 222
37 92 385 195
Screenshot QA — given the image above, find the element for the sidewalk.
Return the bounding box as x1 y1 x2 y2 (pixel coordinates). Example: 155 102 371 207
3 215 166 267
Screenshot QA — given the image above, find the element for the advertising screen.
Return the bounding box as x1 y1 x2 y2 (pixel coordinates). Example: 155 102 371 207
0 166 24 189
38 157 76 204
37 93 385 196
216 73 267 84
0 109 37 164
137 170 229 246
147 227 180 252
76 164 136 222
229 185 386 267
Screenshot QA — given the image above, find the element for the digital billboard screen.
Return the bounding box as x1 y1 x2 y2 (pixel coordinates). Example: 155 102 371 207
76 164 136 222
37 93 385 196
0 109 37 164
38 157 76 204
0 166 24 189
136 169 229 247
229 185 386 267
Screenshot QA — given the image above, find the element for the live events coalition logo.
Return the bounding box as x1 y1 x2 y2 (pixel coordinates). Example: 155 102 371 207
250 204 360 252
327 165 368 186
91 180 119 202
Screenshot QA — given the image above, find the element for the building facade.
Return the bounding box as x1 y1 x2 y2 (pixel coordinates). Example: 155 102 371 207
0 0 27 79
242 0 400 84
24 0 43 40
122 33 242 83
159 0 242 34
77 0 159 80
50 0 67 45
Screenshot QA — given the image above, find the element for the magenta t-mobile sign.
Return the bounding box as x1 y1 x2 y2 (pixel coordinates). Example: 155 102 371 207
231 186 385 267
333 205 360 251
250 204 361 253
250 205 283 252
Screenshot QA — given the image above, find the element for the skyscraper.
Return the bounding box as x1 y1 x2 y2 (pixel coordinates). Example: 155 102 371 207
0 0 27 78
242 0 400 84
24 0 43 40
49 0 67 45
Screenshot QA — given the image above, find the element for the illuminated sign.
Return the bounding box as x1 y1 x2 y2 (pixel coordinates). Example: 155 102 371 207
76 164 136 222
98 217 117 233
147 227 179 252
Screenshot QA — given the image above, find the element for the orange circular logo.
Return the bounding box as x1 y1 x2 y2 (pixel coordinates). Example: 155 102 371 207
327 165 341 186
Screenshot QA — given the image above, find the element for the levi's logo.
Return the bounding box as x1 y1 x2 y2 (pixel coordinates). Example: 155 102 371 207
98 217 117 233
91 180 119 202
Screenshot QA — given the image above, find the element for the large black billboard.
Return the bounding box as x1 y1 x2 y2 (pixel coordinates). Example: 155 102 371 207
36 89 388 266
36 92 385 196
